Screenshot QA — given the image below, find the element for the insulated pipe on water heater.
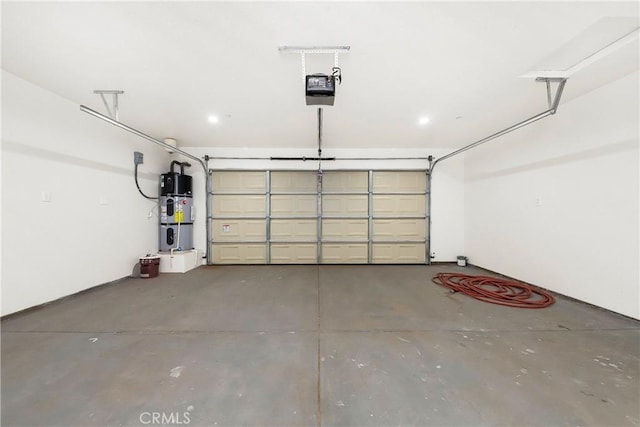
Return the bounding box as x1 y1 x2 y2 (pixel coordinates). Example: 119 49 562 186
79 104 212 265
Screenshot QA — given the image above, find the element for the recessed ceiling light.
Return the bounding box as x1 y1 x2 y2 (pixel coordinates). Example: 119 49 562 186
418 116 430 125
208 115 219 124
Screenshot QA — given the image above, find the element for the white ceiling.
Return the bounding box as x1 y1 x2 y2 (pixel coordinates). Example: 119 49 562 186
2 1 638 150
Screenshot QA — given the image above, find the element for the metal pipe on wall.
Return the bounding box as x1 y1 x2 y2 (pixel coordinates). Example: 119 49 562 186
431 109 553 171
430 79 566 173
424 78 567 265
80 105 212 265
80 105 204 166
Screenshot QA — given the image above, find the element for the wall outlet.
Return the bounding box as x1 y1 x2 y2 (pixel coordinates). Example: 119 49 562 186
134 151 144 165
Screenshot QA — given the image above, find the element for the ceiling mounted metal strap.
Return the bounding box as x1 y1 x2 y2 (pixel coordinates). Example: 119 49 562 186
301 53 306 80
545 80 552 108
278 46 351 54
93 90 124 121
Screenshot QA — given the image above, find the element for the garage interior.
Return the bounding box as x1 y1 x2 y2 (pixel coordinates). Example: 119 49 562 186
1 1 639 426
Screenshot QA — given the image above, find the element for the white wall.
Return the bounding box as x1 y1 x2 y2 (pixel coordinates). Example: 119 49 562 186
1 71 170 316
464 71 639 319
184 147 466 263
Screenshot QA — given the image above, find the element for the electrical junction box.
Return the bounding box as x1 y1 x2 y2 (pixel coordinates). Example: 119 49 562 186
134 151 144 165
306 74 335 105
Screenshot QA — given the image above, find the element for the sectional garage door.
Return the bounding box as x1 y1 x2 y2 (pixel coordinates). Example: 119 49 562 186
210 170 429 264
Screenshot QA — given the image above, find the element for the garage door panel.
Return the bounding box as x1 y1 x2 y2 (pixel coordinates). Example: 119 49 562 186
212 244 266 264
322 244 367 263
212 220 266 242
271 220 317 241
372 244 425 263
322 220 368 241
271 244 317 263
210 169 429 265
212 195 266 217
271 171 317 193
271 195 317 217
373 219 425 241
212 171 266 193
323 171 368 193
373 195 425 217
323 195 368 217
372 171 426 193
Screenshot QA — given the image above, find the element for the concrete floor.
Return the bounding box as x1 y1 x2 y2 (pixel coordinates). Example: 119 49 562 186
2 264 639 426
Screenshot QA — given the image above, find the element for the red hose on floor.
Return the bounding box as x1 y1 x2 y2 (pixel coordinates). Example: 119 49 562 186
432 273 555 308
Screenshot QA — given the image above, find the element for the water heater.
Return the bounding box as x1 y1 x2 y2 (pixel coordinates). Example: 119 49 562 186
159 161 194 252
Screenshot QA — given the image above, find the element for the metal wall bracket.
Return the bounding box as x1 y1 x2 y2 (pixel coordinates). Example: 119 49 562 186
536 77 566 110
93 90 125 121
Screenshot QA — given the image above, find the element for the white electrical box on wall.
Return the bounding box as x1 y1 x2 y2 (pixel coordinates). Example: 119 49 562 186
158 250 203 273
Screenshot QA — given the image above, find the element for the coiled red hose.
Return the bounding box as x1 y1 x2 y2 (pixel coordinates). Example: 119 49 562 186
432 273 555 308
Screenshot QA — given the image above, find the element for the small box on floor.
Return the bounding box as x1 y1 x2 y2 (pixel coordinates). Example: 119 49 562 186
139 256 160 278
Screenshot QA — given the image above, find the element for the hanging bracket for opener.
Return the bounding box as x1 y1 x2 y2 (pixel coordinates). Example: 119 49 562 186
93 90 125 121
278 46 350 82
